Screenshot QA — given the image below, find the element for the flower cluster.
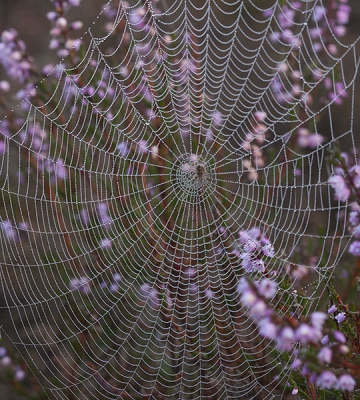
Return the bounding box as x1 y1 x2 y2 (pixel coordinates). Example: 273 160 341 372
235 227 275 273
0 347 25 382
46 0 83 59
238 277 356 392
241 111 268 181
266 0 350 108
0 29 34 84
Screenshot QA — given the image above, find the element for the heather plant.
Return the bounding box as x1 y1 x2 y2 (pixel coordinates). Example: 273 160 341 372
0 0 359 399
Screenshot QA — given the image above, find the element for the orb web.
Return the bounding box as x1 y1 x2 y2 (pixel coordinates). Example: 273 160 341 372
0 0 359 399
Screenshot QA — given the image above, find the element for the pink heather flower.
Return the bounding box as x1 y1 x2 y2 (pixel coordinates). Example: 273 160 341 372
262 243 274 257
339 344 350 354
350 165 360 188
290 359 302 370
291 388 298 395
139 283 159 309
328 305 337 314
69 276 90 294
352 225 360 238
117 142 129 157
109 283 119 293
100 238 112 249
252 259 265 272
55 159 67 180
240 253 253 272
137 140 148 154
317 347 332 363
333 330 346 343
349 241 360 256
14 368 25 382
321 335 329 345
296 324 314 344
68 0 82 6
335 312 346 323
0 80 10 92
0 347 6 357
328 175 350 202
113 273 122 282
237 277 250 293
241 291 257 307
257 278 277 298
97 202 112 227
204 288 214 299
55 17 68 30
254 111 266 122
80 209 90 226
250 300 267 320
212 111 223 127
316 371 337 389
258 318 277 340
310 312 327 331
243 239 257 252
277 327 295 351
238 230 251 244
336 374 356 392
1 220 18 241
1 356 11 366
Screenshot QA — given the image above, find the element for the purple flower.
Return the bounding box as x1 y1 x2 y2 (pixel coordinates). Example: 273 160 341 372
0 29 33 83
349 241 360 256
352 225 360 238
335 312 346 323
252 258 265 272
291 388 298 395
0 80 10 92
1 356 11 366
336 374 356 392
316 371 337 389
290 358 302 370
321 334 329 345
100 238 112 249
254 111 266 122
249 300 267 320
333 330 346 343
317 347 332 363
257 278 277 298
243 239 257 253
109 283 119 293
80 209 90 226
350 165 360 188
258 318 277 340
69 276 91 294
137 140 148 154
0 347 7 357
277 327 295 351
262 243 274 257
296 324 314 344
14 368 25 382
1 220 18 241
117 142 129 157
55 158 67 180
204 288 214 299
328 305 337 314
139 283 159 309
237 277 250 293
241 290 257 307
328 175 350 202
310 312 327 331
97 202 112 228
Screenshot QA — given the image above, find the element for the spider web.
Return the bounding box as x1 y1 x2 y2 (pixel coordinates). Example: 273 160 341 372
0 0 359 398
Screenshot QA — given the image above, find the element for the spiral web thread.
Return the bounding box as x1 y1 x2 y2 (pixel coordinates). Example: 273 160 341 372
0 0 359 398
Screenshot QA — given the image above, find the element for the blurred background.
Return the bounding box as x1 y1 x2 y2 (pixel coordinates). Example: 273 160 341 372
0 0 360 398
